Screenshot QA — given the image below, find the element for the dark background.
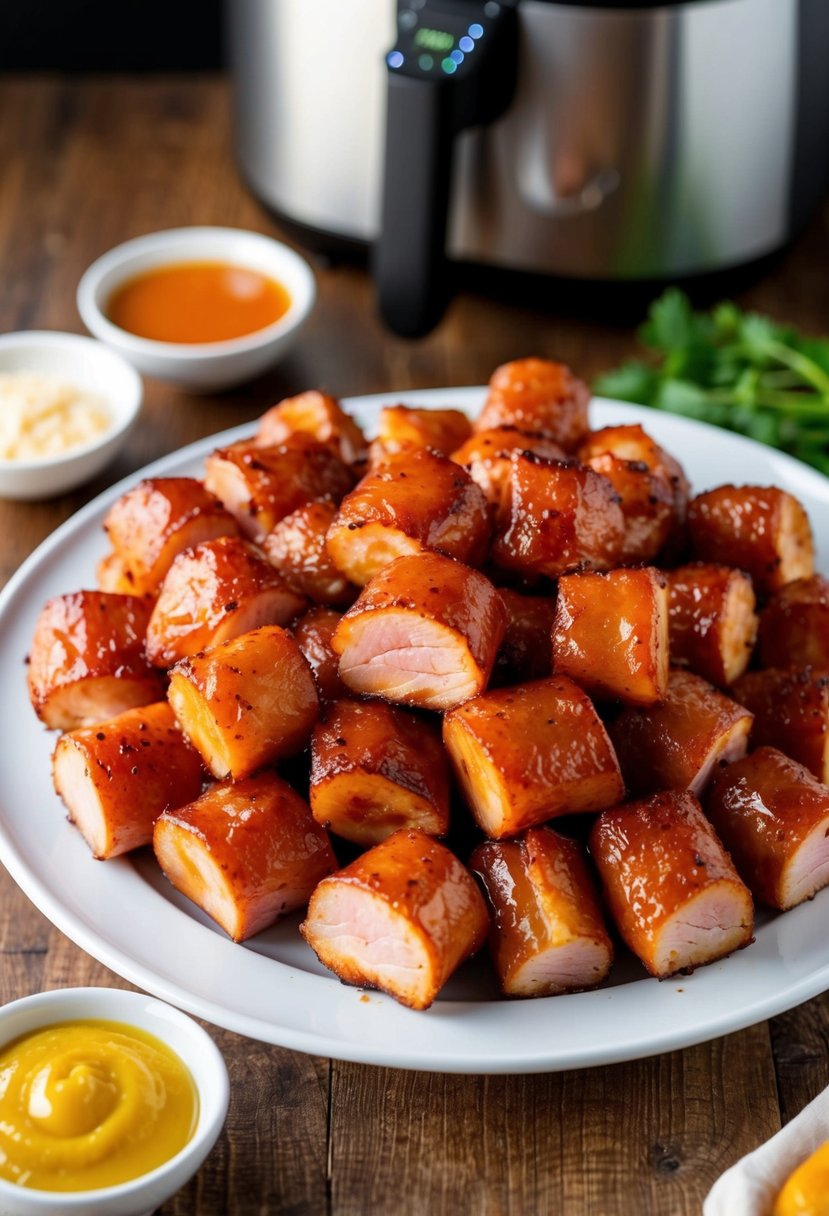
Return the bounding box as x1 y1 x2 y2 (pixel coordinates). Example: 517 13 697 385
0 1 223 70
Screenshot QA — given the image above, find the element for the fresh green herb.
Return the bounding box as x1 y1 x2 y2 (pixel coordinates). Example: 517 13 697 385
594 289 829 475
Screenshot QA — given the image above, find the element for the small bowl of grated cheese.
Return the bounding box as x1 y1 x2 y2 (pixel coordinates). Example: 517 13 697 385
0 331 142 500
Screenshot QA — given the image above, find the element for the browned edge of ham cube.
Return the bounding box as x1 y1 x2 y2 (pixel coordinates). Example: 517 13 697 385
706 746 829 911
167 624 319 779
590 790 754 978
757 575 829 669
450 426 566 508
52 702 204 860
256 390 368 465
369 404 472 463
300 829 489 1011
443 675 624 839
310 699 450 846
292 606 349 702
474 358 590 451
471 827 613 997
331 552 507 712
326 447 491 587
28 590 163 730
154 771 336 942
263 501 357 607
732 667 829 784
490 588 555 687
552 566 669 705
145 535 306 668
665 563 758 687
608 669 753 798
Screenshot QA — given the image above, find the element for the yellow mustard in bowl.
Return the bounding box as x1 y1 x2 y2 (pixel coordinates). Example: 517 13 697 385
0 1019 198 1191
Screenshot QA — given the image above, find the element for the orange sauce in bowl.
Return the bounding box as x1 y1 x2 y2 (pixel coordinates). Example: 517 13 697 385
107 261 291 344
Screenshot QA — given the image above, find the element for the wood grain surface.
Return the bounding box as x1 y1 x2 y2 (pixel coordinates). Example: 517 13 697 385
1 74 828 1216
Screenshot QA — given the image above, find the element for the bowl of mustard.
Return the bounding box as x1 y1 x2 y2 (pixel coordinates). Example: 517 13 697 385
0 987 229 1215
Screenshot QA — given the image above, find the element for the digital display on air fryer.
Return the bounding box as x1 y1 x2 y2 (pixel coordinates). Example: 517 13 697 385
388 6 495 77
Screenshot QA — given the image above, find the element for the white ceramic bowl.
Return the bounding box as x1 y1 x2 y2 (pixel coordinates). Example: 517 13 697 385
77 226 317 392
0 987 229 1216
0 332 143 501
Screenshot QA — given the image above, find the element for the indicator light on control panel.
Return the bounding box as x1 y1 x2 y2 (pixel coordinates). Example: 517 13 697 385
387 50 405 69
468 23 484 39
441 57 457 74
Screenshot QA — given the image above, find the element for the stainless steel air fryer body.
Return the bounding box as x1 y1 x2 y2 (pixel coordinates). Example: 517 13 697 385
231 0 829 308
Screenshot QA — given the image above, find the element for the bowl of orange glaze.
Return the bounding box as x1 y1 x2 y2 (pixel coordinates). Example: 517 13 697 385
0 987 229 1216
77 227 316 392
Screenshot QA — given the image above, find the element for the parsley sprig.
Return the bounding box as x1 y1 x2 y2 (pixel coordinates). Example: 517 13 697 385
594 289 829 475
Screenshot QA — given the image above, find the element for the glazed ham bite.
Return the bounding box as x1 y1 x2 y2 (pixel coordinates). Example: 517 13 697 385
310 699 450 845
443 675 624 839
145 536 305 668
475 358 590 451
28 591 163 730
732 667 829 784
687 484 815 597
491 588 555 687
491 452 625 579
577 424 690 522
203 434 354 545
52 702 203 860
590 791 754 978
552 566 669 705
256 389 367 465
666 563 758 687
608 670 753 797
167 624 319 779
100 477 239 598
757 575 829 669
450 426 566 508
369 404 472 462
325 448 490 587
292 606 349 702
332 552 506 711
262 501 356 607
300 829 489 1010
706 747 829 911
154 771 337 942
471 828 613 997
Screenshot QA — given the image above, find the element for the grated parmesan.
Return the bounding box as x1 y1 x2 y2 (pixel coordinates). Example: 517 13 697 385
0 371 112 461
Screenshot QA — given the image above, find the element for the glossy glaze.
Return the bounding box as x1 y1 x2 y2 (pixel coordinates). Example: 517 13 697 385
52 701 204 859
369 405 471 462
27 590 162 730
155 771 336 941
146 535 305 667
300 829 489 1010
732 667 829 783
552 566 669 704
451 425 566 508
490 587 556 687
292 605 349 701
474 358 590 451
263 501 357 607
666 562 758 687
758 575 829 668
256 390 367 465
443 675 624 838
167 624 319 779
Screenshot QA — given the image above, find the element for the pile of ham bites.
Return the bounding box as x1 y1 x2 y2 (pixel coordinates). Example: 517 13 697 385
27 359 829 1011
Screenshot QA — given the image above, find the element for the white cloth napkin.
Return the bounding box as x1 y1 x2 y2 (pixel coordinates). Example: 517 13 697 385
704 1086 829 1215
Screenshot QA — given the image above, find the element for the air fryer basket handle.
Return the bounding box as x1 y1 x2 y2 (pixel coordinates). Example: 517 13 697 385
374 2 518 339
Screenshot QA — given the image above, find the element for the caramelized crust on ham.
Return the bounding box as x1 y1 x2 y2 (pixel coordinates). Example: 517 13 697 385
732 667 829 784
204 435 354 544
28 591 162 730
145 536 305 668
450 426 566 507
552 566 669 705
475 358 590 451
326 448 491 587
155 771 336 942
491 588 556 687
310 699 450 845
369 405 472 463
706 747 829 911
256 390 367 465
262 501 357 607
491 452 625 579
167 624 319 779
332 552 507 711
577 424 690 524
292 606 349 702
590 791 754 978
443 675 624 839
101 477 239 598
757 575 829 669
300 829 489 1010
577 451 677 562
687 484 815 597
666 563 758 687
608 670 753 797
471 828 613 997
52 702 203 859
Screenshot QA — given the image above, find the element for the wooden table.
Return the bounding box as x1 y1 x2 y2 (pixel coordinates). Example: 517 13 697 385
1 74 828 1215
